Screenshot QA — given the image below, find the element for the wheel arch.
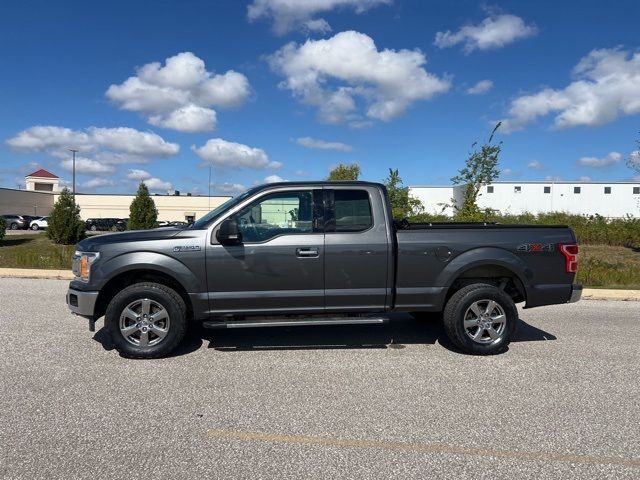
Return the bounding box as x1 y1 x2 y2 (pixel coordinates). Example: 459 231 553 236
437 247 530 307
94 268 193 321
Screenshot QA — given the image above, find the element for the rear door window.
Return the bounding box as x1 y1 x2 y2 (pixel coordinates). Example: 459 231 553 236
331 190 373 232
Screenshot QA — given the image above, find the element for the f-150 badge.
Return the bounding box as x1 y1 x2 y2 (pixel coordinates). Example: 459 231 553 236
517 243 555 252
173 245 201 252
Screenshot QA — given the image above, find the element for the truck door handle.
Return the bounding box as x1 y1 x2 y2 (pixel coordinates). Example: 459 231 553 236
296 247 319 258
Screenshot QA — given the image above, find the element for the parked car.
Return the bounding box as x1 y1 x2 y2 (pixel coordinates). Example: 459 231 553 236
2 214 30 230
30 216 49 230
85 218 126 232
67 181 581 359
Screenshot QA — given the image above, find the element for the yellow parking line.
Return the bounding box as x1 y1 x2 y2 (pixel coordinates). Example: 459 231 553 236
207 430 640 468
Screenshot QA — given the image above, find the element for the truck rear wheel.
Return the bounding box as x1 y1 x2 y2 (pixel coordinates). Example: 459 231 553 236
105 282 188 359
443 284 517 355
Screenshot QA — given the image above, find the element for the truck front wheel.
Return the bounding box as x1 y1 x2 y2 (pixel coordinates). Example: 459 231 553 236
105 282 188 359
443 284 517 355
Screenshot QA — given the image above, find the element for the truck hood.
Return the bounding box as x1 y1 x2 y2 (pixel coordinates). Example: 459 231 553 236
75 227 183 252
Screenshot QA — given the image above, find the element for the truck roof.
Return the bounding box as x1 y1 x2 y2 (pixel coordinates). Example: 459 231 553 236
250 181 385 193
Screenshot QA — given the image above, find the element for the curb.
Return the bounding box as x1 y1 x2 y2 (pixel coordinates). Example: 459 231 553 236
0 268 639 301
0 268 74 280
582 288 640 301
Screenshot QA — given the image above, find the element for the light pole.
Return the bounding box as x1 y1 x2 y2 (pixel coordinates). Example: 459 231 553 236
208 164 212 210
69 148 78 199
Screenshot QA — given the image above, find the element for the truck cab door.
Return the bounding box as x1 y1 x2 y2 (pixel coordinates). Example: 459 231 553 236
323 187 392 312
206 188 325 315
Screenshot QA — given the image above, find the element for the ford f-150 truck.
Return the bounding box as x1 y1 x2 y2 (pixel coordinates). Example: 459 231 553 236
66 181 581 358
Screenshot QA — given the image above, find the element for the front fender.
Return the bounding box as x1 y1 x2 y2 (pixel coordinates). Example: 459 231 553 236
92 251 204 293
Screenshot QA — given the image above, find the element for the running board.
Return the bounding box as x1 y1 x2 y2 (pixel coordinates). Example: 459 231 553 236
202 316 388 330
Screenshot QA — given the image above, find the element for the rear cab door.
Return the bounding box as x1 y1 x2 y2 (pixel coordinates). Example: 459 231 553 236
323 185 393 312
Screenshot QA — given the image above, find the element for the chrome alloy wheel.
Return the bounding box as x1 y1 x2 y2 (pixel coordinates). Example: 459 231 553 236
119 298 171 347
463 299 507 344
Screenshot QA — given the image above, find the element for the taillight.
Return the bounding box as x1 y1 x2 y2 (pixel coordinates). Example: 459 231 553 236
559 244 579 273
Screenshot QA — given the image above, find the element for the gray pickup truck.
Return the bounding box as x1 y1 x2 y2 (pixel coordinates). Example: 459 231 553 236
66 181 581 358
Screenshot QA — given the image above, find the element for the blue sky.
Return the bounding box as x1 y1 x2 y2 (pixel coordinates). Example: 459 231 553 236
1 0 639 195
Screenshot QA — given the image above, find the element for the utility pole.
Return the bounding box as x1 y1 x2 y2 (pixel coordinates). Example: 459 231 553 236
69 148 78 200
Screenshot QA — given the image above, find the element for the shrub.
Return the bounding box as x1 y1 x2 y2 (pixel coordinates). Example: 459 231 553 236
406 211 640 247
128 182 158 230
47 188 85 245
0 216 5 241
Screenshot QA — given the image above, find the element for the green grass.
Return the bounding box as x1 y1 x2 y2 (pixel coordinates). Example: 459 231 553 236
576 245 640 289
1 234 639 290
0 234 75 269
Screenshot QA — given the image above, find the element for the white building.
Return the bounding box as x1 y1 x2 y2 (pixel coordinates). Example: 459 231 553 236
410 181 640 218
24 169 61 192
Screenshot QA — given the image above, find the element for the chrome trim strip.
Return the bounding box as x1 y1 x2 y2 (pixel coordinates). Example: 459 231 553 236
203 317 388 329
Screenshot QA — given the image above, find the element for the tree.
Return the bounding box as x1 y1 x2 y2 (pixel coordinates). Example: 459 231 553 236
451 122 502 219
0 216 5 242
628 132 640 176
128 182 158 230
47 188 85 244
328 163 360 181
384 168 424 219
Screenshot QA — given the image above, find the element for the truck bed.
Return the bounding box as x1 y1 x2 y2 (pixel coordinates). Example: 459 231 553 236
394 224 577 311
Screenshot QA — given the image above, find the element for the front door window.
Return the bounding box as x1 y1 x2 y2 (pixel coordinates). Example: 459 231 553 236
233 190 313 243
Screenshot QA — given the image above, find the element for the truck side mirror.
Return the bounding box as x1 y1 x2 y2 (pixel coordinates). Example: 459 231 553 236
216 218 242 245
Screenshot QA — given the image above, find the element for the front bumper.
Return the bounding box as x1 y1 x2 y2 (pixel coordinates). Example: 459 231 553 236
66 288 99 318
568 283 582 303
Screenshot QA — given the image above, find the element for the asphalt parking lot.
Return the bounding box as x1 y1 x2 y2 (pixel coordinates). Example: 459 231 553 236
0 278 638 479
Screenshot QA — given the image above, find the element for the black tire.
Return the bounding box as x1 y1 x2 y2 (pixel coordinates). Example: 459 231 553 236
90 225 97 231
10 223 18 230
31 224 39 230
105 282 188 359
443 283 517 355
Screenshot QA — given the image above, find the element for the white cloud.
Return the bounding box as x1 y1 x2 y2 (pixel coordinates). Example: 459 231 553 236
579 176 592 182
61 157 116 174
296 136 353 151
545 175 562 181
295 169 308 176
500 48 640 132
210 182 246 194
247 0 392 35
577 151 622 168
106 52 251 132
81 177 116 189
466 79 493 95
149 104 217 132
268 31 450 125
126 169 152 181
192 138 282 170
434 13 537 54
145 177 173 191
528 161 543 170
500 168 516 177
264 174 285 183
6 126 179 181
6 126 179 161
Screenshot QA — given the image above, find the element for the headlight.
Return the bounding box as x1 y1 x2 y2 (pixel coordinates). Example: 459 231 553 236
72 252 100 282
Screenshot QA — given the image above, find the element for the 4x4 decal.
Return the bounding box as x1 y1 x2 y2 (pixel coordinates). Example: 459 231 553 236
517 243 555 253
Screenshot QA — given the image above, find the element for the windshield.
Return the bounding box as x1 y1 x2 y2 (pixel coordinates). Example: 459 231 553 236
190 187 257 229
